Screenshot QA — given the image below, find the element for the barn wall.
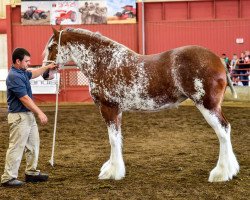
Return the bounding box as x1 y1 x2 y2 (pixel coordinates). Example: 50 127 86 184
9 1 250 65
144 0 250 57
3 0 250 103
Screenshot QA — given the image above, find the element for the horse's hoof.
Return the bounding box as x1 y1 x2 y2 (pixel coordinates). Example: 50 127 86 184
208 161 239 182
98 160 125 180
209 167 229 182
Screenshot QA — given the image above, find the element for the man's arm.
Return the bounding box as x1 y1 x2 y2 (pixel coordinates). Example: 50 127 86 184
30 63 57 79
19 95 48 125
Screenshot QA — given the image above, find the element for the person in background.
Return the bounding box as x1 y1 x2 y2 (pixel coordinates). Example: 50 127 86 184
237 52 249 86
238 52 245 64
244 51 250 86
230 54 239 85
244 50 250 63
221 53 230 70
1 48 56 187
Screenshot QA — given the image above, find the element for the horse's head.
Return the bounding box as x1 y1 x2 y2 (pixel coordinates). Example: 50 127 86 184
42 27 113 79
42 28 70 80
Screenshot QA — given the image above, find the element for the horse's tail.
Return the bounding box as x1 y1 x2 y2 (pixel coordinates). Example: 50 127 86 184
220 58 237 99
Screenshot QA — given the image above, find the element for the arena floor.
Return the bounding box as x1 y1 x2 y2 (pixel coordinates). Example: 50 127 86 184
0 103 249 199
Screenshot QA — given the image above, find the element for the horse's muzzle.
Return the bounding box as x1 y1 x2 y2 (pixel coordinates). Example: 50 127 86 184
42 69 55 80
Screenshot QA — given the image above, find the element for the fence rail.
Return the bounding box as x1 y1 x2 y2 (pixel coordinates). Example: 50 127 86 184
230 67 250 85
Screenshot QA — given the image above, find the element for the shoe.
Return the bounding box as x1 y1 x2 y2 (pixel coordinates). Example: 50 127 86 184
25 172 49 183
1 178 24 187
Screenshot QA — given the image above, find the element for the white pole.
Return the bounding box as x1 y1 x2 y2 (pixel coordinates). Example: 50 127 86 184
142 0 145 55
49 30 63 166
49 71 59 166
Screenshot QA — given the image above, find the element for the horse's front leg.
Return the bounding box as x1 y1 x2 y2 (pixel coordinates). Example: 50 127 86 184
98 104 125 180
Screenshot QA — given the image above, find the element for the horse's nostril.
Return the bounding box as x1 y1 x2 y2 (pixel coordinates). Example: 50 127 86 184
42 70 50 80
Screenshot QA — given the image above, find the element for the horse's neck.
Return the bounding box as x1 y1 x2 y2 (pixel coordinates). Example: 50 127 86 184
68 40 140 76
67 42 97 77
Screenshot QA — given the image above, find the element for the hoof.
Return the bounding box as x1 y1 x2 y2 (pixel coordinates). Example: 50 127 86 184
98 160 125 180
208 160 239 182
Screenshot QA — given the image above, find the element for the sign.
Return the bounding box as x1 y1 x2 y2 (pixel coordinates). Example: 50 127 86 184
30 74 60 94
236 38 244 44
21 0 136 25
107 0 136 24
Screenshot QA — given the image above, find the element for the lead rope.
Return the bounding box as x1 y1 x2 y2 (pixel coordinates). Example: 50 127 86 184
49 71 59 167
49 30 64 167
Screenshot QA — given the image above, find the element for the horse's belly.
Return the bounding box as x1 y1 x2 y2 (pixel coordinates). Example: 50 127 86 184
120 96 180 111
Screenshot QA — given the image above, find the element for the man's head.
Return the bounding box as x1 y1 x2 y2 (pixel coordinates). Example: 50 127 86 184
233 54 237 59
12 48 31 70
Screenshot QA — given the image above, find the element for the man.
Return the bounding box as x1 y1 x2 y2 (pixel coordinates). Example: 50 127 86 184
221 53 230 68
1 48 56 187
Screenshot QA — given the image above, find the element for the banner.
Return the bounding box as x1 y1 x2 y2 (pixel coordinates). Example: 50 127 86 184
107 0 136 24
0 71 60 94
21 0 136 25
30 74 60 94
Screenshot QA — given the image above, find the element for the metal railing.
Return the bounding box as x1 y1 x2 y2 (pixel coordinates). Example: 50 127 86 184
230 64 250 86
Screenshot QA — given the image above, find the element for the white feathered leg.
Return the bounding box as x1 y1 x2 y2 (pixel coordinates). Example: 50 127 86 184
99 114 125 180
197 105 239 182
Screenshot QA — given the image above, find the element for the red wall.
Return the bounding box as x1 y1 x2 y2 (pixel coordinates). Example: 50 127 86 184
144 0 250 57
145 19 250 56
8 1 250 64
0 19 6 33
4 0 250 102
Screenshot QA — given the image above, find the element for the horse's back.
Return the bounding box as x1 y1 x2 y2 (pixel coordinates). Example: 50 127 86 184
141 45 226 101
168 45 227 106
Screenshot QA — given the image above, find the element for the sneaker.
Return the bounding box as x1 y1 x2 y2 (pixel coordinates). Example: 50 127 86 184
25 172 49 183
1 178 24 187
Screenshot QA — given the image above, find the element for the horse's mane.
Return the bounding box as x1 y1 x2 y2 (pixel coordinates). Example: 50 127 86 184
66 27 111 44
43 28 133 56
66 28 132 52
67 28 102 38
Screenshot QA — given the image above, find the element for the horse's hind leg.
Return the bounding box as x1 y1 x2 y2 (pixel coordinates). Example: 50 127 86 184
98 104 125 180
196 104 239 182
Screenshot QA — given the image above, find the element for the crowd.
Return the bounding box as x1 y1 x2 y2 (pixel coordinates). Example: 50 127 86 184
222 51 250 86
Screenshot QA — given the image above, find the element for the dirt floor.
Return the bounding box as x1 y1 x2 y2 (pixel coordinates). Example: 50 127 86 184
0 103 249 200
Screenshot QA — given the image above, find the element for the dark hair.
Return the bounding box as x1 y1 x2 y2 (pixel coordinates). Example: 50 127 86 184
12 48 31 64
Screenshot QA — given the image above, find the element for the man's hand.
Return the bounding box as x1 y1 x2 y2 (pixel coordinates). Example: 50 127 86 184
38 112 48 125
31 63 58 79
46 62 58 70
20 95 48 125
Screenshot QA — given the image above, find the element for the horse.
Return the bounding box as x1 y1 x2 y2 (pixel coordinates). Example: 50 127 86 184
42 28 239 182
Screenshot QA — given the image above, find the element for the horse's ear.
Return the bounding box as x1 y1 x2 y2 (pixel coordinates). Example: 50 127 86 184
52 27 59 37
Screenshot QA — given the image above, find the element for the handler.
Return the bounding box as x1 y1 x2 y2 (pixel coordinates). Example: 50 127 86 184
1 48 56 187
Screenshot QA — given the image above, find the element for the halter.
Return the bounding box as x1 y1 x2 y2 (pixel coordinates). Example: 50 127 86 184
43 29 64 66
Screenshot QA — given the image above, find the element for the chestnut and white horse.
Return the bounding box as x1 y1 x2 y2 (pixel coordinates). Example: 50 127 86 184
43 28 239 182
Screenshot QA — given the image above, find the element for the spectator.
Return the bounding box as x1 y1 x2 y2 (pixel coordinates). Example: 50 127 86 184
238 52 245 64
237 52 249 86
230 54 239 85
221 53 230 70
244 50 250 63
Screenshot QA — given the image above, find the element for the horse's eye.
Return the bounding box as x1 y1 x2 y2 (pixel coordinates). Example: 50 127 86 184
48 47 52 51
